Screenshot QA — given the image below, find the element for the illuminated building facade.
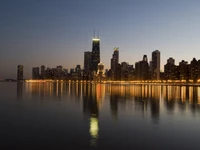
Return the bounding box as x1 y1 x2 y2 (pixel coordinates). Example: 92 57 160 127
97 62 104 75
91 38 100 73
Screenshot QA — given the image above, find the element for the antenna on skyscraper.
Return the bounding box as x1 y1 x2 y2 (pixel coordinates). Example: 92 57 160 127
97 29 99 39
93 28 96 38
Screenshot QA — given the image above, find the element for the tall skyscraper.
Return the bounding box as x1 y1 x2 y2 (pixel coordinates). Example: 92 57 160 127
91 38 100 73
110 47 119 80
190 58 198 81
32 67 40 79
111 47 119 70
151 50 160 80
41 65 45 79
17 65 23 80
84 51 92 72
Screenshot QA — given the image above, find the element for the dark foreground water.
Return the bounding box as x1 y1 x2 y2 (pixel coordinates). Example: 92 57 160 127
1 82 200 150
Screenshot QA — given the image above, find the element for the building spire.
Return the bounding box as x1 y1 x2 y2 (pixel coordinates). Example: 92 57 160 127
93 28 96 38
97 29 99 39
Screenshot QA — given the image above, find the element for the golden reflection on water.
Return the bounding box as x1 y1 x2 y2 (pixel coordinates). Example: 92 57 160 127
89 116 99 146
19 83 200 105
16 83 200 146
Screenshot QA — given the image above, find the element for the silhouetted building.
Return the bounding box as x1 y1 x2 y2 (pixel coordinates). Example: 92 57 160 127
56 65 63 79
45 68 51 79
127 64 135 80
190 58 198 82
167 57 175 65
75 65 81 73
160 72 165 80
17 65 23 80
74 65 82 80
110 47 119 80
121 62 129 80
91 38 100 73
63 69 68 79
151 50 160 80
32 67 40 79
41 65 45 79
51 68 57 79
84 51 92 72
198 60 200 79
135 55 149 80
70 68 74 74
111 47 119 70
84 52 92 80
179 60 189 80
135 62 140 80
164 57 177 80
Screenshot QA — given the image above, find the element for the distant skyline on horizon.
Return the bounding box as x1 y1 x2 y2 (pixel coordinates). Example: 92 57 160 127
1 0 200 79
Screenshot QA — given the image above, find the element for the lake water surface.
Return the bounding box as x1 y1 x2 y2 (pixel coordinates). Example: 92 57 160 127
1 82 200 150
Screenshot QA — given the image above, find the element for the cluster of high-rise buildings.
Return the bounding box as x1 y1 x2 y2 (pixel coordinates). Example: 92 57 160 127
106 49 160 81
164 57 200 82
16 36 200 82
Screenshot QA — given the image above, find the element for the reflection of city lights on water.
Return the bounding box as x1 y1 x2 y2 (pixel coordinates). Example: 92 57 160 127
90 117 99 138
89 116 99 146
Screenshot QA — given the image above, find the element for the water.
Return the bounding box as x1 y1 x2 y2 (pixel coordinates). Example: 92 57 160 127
1 82 200 150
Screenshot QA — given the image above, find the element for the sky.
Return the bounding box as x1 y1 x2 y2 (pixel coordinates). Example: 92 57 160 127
1 0 200 79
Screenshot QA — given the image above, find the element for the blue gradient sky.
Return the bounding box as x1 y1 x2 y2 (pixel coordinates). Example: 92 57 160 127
1 0 200 79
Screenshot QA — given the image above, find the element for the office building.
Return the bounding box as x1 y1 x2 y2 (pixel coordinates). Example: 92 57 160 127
91 38 100 73
121 62 129 80
56 65 63 78
32 67 40 79
84 51 92 72
151 50 160 80
41 65 45 79
164 57 177 80
179 60 189 80
110 47 119 80
190 58 198 81
111 47 119 70
17 65 23 80
135 55 149 80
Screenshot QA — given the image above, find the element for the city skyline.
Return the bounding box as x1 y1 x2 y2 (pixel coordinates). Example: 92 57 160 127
3 39 200 80
1 0 200 79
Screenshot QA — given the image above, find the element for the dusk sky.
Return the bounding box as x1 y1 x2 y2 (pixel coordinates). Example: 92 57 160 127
1 0 200 79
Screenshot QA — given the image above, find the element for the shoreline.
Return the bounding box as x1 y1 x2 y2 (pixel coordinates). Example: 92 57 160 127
2 79 200 86
21 80 200 86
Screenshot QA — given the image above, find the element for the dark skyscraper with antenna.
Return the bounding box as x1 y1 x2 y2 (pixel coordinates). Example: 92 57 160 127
91 30 100 73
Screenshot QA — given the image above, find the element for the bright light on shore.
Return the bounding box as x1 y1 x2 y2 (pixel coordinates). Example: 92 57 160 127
26 80 53 83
